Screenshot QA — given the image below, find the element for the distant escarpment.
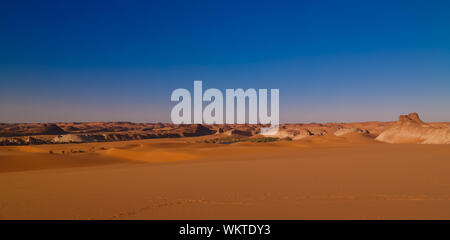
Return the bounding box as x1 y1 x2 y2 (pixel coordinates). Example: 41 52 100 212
1 113 448 146
0 123 241 145
0 121 382 146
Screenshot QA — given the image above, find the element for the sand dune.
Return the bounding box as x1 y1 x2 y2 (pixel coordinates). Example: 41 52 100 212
1 135 450 219
1 113 450 219
99 147 196 162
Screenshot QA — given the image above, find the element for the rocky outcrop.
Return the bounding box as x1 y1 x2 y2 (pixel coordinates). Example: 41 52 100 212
182 124 216 137
228 129 253 136
53 134 96 143
0 136 47 145
1 116 445 146
334 128 370 136
397 112 424 125
376 113 450 144
24 136 47 145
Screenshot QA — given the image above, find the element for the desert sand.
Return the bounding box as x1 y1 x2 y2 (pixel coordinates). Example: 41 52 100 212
1 113 450 219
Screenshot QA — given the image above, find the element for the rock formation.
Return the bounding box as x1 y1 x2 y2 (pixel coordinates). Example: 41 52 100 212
334 128 370 136
376 113 450 144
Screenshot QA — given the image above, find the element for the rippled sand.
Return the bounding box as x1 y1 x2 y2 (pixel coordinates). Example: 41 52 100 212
1 135 450 219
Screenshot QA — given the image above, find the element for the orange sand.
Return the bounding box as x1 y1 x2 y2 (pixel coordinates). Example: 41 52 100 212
1 135 450 219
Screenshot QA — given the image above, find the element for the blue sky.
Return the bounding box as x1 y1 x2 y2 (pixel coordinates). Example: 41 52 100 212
1 0 449 123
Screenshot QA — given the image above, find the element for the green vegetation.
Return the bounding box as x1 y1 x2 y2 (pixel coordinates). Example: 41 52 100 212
198 136 291 144
246 137 279 143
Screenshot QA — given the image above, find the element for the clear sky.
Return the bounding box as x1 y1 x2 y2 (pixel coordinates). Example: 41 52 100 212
1 0 449 123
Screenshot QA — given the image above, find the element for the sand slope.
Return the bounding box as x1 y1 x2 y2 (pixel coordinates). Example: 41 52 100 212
1 136 450 219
